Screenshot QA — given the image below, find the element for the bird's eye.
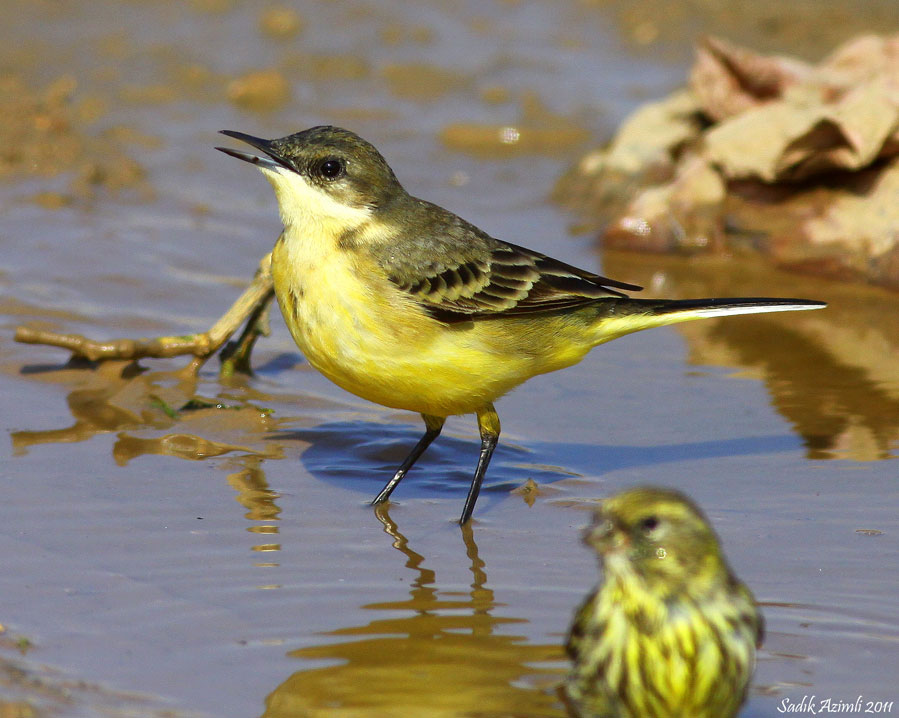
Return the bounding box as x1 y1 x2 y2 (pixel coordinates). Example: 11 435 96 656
638 515 659 533
316 157 345 180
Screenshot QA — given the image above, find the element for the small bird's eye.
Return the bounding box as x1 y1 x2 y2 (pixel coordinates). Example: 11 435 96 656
317 157 345 180
638 516 659 533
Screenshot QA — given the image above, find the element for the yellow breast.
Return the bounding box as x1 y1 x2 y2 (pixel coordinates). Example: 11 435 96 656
269 223 598 417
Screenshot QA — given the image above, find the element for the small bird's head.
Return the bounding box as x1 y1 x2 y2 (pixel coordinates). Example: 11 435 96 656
217 125 404 230
585 487 729 596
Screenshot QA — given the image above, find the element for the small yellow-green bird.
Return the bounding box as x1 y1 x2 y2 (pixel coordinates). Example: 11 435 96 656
217 126 824 524
562 487 764 718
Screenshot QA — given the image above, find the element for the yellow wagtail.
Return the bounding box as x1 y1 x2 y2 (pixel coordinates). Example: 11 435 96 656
217 126 825 524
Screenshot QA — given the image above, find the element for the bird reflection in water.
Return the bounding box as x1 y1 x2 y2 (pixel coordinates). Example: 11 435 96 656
260 506 567 718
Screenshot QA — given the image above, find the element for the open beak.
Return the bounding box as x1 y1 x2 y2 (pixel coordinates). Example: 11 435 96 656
215 130 292 172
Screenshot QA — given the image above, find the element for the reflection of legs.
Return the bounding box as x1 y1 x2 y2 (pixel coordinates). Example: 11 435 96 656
372 414 445 505
459 404 500 525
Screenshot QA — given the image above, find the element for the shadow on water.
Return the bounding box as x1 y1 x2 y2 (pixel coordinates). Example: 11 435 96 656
282 420 804 509
261 506 567 718
276 421 579 513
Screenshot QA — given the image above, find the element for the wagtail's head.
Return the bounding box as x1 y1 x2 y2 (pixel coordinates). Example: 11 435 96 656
217 126 404 229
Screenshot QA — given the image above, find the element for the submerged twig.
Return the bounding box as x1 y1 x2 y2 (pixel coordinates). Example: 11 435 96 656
15 253 275 377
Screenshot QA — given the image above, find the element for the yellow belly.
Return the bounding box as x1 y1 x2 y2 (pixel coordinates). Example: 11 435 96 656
270 236 592 417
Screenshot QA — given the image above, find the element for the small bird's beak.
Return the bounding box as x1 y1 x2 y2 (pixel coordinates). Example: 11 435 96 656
215 130 292 172
584 516 615 550
584 510 633 558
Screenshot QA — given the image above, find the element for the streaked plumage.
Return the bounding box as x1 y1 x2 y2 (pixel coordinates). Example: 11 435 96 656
563 487 763 718
217 126 825 524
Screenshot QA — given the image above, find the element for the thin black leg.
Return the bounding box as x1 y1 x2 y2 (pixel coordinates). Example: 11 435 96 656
371 414 445 505
459 404 500 525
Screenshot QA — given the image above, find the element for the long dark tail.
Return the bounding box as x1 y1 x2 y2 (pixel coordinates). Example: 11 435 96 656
592 297 826 344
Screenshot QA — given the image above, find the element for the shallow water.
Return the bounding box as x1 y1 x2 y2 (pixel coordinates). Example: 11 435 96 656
2 1 898 716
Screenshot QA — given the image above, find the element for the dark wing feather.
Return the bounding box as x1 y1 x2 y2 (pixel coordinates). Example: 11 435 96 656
392 241 641 322
376 197 641 322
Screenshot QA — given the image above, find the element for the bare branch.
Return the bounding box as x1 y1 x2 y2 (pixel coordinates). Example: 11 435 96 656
15 253 275 375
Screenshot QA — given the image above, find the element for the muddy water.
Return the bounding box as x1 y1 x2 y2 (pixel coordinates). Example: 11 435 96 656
2 1 898 716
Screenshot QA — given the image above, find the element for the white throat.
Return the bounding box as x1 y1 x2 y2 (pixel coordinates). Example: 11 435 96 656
259 166 373 235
